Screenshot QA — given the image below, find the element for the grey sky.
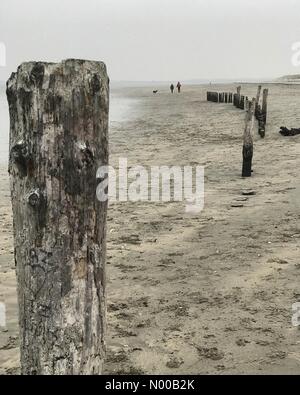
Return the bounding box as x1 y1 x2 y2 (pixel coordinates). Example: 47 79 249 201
1 0 300 82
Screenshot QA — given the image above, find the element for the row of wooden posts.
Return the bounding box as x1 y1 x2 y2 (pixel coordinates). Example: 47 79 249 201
207 85 269 177
207 91 234 103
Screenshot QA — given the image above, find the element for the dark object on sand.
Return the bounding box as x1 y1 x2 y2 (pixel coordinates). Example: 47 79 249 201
242 190 256 196
279 126 300 136
153 90 158 94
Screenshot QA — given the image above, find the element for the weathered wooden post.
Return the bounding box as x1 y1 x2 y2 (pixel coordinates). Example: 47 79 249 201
233 93 238 107
258 114 265 138
255 85 262 119
239 95 245 110
262 88 269 123
7 59 109 375
255 88 268 138
242 98 255 177
236 86 241 108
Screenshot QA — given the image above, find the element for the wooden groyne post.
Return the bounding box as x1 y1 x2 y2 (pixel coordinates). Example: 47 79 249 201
233 93 238 107
255 85 262 119
257 110 265 138
262 88 269 124
242 98 255 177
239 95 245 110
207 90 245 108
256 88 268 138
236 86 241 108
207 91 219 102
7 59 109 374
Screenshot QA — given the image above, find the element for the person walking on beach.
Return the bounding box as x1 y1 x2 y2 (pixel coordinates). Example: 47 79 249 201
177 81 182 93
170 83 174 93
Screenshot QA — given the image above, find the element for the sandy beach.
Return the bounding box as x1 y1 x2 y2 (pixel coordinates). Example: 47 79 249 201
1 83 300 374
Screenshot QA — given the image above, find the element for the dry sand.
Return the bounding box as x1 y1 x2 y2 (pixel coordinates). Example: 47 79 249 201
1 83 300 374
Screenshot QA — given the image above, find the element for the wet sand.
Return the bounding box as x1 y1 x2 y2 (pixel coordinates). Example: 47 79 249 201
1 83 300 374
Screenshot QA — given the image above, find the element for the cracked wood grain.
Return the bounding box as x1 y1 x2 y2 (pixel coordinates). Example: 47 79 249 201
7 59 109 375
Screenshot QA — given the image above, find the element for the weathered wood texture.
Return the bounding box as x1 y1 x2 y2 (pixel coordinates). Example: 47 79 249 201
7 59 109 375
255 85 262 119
262 88 269 123
207 92 235 105
236 86 241 108
239 95 245 110
242 98 255 177
257 108 266 138
207 92 219 102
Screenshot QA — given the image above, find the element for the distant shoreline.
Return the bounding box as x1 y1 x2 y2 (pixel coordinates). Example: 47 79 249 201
1 79 299 89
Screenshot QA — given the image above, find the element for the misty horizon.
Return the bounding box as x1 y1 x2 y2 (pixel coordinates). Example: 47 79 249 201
0 74 287 85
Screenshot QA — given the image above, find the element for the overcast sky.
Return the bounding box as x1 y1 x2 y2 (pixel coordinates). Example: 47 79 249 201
1 0 300 82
